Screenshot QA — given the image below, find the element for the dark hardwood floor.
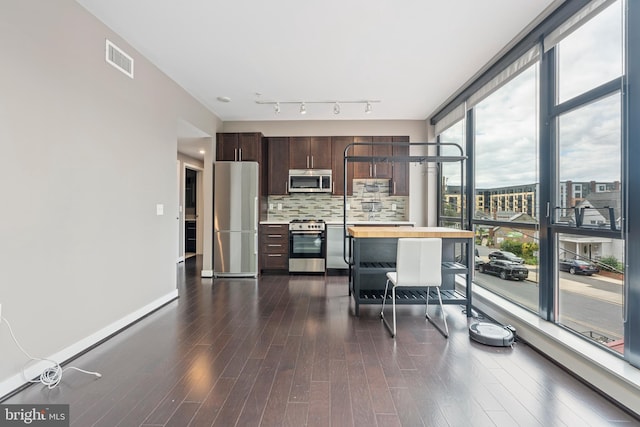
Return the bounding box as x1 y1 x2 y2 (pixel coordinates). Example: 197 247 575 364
4 256 639 426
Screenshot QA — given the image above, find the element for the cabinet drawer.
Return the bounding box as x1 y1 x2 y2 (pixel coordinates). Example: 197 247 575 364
262 253 288 269
262 232 287 241
262 242 288 254
261 241 289 254
261 224 288 232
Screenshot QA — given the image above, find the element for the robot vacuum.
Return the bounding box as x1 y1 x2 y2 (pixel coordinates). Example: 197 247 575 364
469 321 516 347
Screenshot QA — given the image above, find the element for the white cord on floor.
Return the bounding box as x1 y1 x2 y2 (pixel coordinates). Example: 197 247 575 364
1 316 102 389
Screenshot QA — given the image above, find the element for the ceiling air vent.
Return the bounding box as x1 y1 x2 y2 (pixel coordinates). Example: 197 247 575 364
105 39 134 78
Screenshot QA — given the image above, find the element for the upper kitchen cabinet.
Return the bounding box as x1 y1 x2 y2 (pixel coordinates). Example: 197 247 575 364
289 136 332 170
391 136 410 196
266 137 290 195
352 136 393 179
216 132 263 162
331 136 354 195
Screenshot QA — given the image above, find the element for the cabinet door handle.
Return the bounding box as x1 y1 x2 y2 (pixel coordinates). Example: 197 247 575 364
369 164 372 177
374 164 377 177
267 225 282 228
306 155 310 168
239 148 243 161
234 148 238 161
268 234 283 238
268 244 282 247
267 254 282 257
311 156 314 169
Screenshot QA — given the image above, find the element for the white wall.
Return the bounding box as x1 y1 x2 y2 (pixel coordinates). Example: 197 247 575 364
0 0 220 396
223 120 432 226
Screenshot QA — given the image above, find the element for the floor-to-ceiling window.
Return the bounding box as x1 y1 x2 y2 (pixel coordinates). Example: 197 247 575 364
434 0 629 355
550 0 625 352
471 62 540 311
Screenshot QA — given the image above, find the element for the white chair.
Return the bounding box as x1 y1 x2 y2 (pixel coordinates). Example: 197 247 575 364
380 238 449 338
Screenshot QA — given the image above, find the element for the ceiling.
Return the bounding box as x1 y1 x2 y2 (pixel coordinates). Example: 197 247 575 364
76 0 559 157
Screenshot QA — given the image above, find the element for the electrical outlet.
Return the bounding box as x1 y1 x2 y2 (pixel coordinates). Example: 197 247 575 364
391 203 397 211
277 203 283 210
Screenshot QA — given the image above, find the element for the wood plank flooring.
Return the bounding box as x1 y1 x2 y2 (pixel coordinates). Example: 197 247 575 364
4 256 639 426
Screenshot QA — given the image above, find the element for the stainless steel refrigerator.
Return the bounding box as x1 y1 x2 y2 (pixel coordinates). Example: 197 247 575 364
213 161 259 277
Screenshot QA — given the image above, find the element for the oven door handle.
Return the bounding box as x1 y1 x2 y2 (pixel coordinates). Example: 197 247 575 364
289 231 326 235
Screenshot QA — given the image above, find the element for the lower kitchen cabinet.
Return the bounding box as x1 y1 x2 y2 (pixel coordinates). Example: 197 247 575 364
260 224 289 272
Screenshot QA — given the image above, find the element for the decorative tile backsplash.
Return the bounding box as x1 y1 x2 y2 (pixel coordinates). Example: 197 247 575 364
267 179 408 222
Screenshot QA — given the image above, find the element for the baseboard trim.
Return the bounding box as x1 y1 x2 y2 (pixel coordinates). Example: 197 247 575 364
201 269 213 278
0 289 179 400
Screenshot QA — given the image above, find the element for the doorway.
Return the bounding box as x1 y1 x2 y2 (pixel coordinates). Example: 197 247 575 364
185 168 197 258
183 165 204 260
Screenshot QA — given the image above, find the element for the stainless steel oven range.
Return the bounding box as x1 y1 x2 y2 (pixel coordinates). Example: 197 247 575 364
289 219 326 273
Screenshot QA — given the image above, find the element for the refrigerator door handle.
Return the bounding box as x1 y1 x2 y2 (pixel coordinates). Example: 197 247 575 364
254 196 258 232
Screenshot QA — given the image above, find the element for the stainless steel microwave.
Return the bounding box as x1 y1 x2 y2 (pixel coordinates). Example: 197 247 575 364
288 169 332 193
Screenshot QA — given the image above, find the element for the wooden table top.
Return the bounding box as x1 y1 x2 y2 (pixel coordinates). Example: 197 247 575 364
347 226 474 239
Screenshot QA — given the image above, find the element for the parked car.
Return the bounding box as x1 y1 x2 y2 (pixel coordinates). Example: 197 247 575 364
488 250 524 264
478 260 529 281
559 259 599 275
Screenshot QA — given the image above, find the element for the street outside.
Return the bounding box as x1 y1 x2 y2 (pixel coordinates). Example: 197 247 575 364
473 245 624 345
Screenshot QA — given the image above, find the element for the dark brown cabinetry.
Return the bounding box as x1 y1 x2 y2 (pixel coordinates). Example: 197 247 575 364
289 136 332 170
260 224 289 271
372 136 393 178
261 133 409 197
391 136 410 196
352 136 393 179
216 132 263 162
266 137 290 195
331 136 354 195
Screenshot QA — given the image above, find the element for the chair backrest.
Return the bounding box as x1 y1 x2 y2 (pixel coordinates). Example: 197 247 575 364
395 238 442 287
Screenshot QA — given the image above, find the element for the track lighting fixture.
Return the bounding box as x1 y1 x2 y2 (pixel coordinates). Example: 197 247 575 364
255 99 380 115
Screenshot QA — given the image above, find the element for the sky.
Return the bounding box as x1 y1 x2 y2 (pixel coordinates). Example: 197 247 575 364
439 0 623 191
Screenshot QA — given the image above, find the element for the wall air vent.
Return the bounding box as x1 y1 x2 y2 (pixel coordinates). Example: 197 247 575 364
105 39 134 78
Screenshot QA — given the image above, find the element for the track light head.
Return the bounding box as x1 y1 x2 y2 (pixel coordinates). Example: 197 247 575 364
365 102 372 114
333 102 340 115
300 102 307 114
274 102 280 114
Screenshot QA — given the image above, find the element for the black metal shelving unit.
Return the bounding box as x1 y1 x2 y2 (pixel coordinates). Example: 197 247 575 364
338 142 471 316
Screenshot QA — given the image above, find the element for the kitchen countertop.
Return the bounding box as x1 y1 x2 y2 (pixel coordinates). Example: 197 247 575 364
326 220 414 226
347 226 473 238
260 220 415 226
